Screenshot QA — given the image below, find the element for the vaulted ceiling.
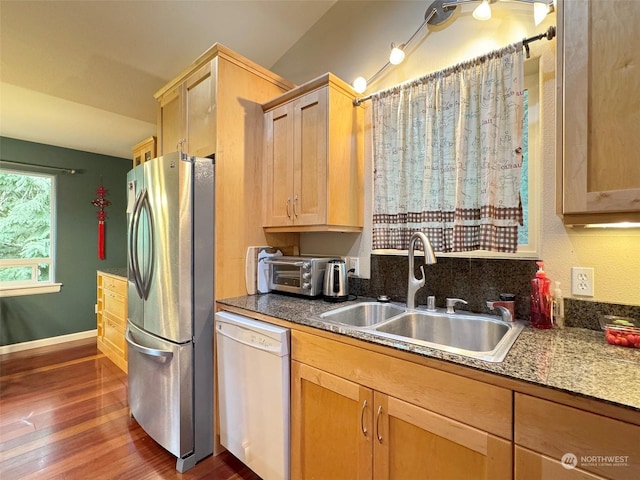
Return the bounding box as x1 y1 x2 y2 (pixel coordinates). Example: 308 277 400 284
0 0 337 158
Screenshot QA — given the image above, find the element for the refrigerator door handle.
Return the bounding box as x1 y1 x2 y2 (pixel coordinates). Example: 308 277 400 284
139 191 154 300
129 188 146 299
126 327 174 362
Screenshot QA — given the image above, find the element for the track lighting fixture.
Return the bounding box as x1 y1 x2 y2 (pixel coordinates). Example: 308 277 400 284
351 0 555 94
472 0 493 21
389 43 406 65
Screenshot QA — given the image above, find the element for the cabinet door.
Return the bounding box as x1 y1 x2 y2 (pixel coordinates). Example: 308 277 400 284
560 0 640 222
293 88 327 225
158 85 184 155
185 60 217 157
103 313 126 359
374 392 511 480
291 361 373 480
515 393 640 480
132 137 156 167
515 446 608 480
264 103 295 227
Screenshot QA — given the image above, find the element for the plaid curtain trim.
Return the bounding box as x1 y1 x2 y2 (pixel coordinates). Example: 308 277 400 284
373 206 522 253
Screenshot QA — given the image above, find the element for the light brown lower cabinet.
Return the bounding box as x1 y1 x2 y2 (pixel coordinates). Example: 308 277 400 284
515 394 640 480
515 446 608 480
96 271 127 372
219 308 639 480
292 359 512 480
292 361 371 479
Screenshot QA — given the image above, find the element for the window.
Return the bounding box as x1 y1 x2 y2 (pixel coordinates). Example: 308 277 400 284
0 168 60 295
370 58 541 260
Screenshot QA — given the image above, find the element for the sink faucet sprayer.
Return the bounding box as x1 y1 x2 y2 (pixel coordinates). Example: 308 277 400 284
407 232 437 309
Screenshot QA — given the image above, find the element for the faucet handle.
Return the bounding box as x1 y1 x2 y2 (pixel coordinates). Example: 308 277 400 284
445 298 467 314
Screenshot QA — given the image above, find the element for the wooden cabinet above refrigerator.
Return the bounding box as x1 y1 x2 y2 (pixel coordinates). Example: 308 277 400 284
153 43 298 300
154 43 294 158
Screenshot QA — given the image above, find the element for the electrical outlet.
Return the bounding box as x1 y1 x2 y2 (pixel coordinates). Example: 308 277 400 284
348 256 360 276
571 267 594 297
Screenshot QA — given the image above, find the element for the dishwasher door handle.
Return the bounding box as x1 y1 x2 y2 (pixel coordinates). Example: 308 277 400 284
216 323 284 354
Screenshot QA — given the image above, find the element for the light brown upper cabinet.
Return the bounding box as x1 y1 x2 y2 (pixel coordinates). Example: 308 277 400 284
132 136 156 167
262 73 364 232
153 44 298 300
558 0 640 224
156 83 184 156
155 60 217 157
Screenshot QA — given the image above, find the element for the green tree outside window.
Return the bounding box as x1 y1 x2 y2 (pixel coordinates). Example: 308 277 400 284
0 170 53 283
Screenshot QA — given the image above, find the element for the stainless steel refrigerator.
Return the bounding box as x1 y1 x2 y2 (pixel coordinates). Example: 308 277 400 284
125 151 214 472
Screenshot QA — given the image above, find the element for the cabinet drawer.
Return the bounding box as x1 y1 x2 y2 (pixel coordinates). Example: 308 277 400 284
103 275 126 296
103 309 125 329
515 393 640 480
104 291 126 319
104 316 126 356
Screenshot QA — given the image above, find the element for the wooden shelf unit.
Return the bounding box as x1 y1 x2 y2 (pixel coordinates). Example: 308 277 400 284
96 271 127 372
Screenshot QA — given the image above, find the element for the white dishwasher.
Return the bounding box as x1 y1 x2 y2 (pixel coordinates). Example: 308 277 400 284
215 311 290 480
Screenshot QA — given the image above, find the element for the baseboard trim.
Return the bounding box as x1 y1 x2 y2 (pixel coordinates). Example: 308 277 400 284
0 330 97 355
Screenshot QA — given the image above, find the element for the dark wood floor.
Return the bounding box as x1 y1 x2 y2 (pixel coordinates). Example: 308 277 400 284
0 339 261 480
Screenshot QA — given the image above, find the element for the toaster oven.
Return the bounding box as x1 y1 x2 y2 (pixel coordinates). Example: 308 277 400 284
264 256 330 297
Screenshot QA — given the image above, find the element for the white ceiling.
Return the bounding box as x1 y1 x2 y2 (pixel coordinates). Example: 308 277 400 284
0 0 337 159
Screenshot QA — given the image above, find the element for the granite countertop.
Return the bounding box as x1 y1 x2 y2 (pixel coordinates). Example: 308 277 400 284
217 293 640 412
98 267 127 279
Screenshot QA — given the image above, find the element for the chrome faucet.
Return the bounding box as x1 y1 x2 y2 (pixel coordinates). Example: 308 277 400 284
406 232 436 309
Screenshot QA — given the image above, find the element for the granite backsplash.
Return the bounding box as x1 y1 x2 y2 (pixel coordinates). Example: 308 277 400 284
564 298 640 331
349 255 639 329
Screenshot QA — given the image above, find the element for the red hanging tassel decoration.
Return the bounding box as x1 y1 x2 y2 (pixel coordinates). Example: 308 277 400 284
91 183 111 260
98 221 105 259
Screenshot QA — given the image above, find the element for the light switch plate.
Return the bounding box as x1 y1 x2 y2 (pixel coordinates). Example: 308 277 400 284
571 267 594 297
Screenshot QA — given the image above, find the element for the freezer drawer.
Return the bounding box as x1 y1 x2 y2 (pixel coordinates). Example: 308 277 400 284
126 322 193 458
215 311 290 480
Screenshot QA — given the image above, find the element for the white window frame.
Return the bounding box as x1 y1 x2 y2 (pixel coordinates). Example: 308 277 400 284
0 168 62 297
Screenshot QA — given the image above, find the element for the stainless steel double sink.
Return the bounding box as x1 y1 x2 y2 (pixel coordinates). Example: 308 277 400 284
315 302 524 362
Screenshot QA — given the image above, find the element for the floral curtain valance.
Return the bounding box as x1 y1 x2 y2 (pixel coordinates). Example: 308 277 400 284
372 44 525 253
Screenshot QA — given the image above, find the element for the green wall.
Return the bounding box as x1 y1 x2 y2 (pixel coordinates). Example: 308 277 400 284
0 137 131 345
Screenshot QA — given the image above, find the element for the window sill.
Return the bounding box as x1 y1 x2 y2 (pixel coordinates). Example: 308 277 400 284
373 249 539 260
0 283 63 298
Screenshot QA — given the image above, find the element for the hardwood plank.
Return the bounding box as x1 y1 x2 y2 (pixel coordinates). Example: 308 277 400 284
0 341 261 480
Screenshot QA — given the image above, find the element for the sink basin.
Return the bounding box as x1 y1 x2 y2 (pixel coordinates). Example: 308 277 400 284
372 311 524 362
319 302 406 327
315 302 523 362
